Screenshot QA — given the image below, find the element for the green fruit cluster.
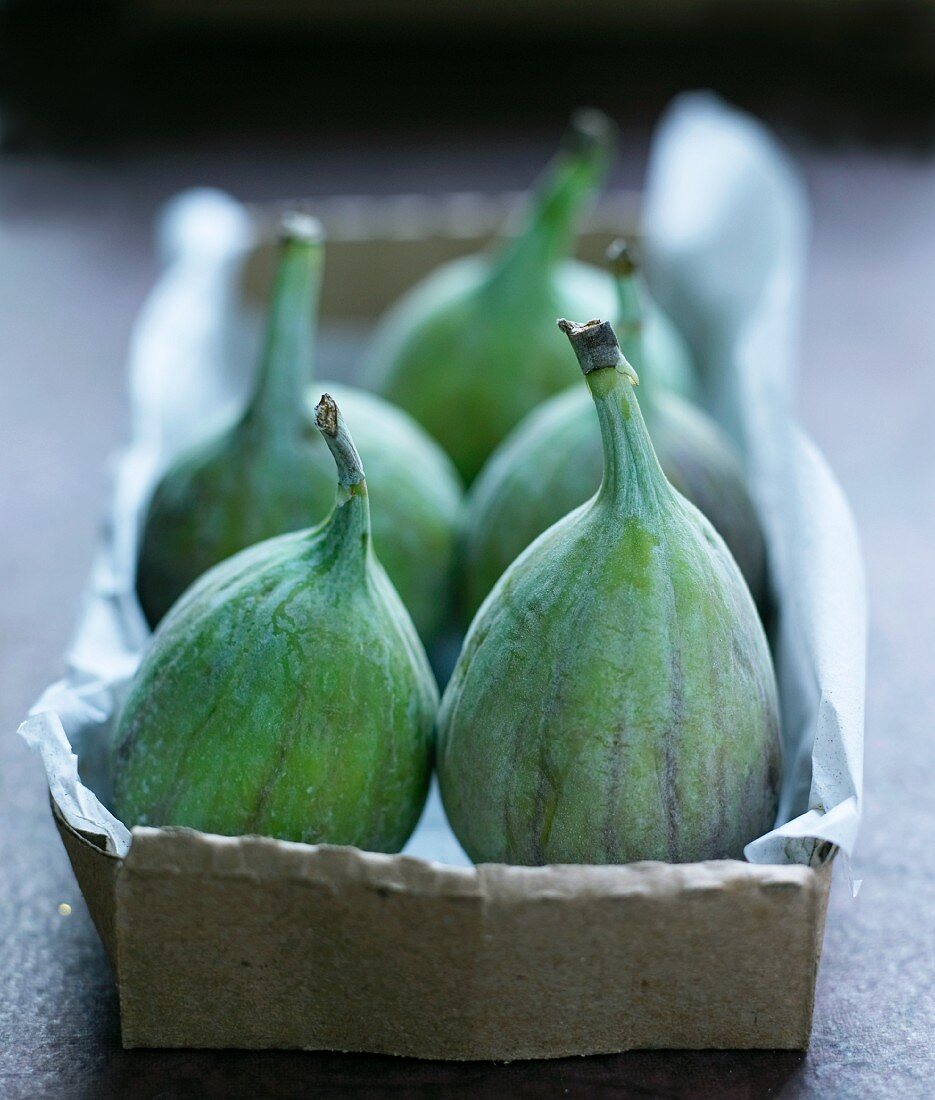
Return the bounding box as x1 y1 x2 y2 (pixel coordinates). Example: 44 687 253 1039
113 114 781 862
462 240 767 621
136 214 462 650
117 395 436 850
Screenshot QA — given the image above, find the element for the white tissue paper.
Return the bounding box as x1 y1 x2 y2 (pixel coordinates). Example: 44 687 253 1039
19 94 865 870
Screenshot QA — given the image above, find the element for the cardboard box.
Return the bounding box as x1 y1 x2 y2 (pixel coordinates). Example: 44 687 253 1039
34 175 855 1057
54 804 831 1056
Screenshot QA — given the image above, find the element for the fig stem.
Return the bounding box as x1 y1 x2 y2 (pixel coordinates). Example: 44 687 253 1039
491 109 616 284
607 239 642 334
563 108 618 161
278 210 324 247
559 317 673 507
246 212 325 435
315 393 366 487
606 237 636 279
557 318 638 384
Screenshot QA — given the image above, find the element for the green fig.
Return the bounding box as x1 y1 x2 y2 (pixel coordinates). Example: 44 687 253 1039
462 240 767 620
135 213 463 649
365 110 618 484
112 394 437 849
438 319 781 865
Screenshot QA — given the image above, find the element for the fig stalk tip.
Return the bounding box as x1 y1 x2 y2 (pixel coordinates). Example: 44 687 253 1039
315 392 339 437
606 238 637 278
315 393 366 487
558 317 639 384
566 108 617 156
278 211 324 246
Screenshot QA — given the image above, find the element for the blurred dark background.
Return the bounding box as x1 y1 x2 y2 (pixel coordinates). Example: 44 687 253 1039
1 0 933 152
2 4 934 1099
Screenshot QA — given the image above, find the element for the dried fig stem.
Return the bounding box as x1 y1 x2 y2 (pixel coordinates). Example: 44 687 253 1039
315 393 366 487
557 317 639 384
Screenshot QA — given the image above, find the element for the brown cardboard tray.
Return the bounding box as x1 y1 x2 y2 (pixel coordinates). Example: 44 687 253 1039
54 804 831 1057
46 191 837 1058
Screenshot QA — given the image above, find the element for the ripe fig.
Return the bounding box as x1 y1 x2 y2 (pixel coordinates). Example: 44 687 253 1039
462 241 767 619
135 213 462 649
113 395 437 849
365 110 618 483
438 319 781 865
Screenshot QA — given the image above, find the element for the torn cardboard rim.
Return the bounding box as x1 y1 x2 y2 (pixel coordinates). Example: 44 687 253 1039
52 798 834 1057
51 795 835 899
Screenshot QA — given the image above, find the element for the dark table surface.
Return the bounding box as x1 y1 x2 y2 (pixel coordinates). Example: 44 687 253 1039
1 124 933 1099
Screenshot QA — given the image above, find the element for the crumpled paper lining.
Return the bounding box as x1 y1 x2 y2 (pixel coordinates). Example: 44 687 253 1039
18 95 864 869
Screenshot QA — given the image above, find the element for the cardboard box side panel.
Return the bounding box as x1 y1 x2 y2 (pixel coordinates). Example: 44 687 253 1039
315 230 636 321
801 860 834 1047
241 192 641 321
53 805 121 969
114 830 830 1057
469 876 824 1056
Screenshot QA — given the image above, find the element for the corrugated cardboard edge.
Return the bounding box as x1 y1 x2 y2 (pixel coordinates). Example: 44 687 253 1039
92 825 832 1058
53 798 121 968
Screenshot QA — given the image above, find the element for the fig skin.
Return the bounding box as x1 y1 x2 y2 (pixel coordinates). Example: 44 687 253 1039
366 111 618 484
113 396 437 851
438 320 781 866
135 216 463 649
462 242 766 619
463 385 766 620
